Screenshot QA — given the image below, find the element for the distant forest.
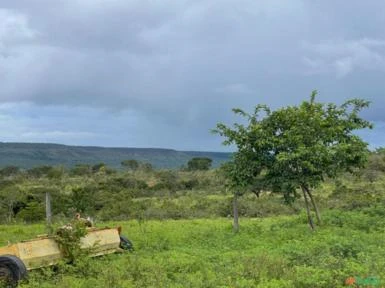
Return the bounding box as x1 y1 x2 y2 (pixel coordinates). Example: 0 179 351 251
0 142 232 169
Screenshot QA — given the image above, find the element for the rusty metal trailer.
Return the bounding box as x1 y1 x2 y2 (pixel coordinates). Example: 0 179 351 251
0 227 131 285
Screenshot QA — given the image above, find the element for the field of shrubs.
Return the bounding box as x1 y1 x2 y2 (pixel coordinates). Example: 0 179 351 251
0 151 385 287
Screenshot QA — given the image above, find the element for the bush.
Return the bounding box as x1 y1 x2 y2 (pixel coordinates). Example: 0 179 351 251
16 201 45 222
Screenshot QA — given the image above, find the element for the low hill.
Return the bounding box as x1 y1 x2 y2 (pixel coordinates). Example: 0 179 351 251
0 142 232 169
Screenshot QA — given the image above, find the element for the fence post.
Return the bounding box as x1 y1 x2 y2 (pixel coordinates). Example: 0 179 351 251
46 192 52 225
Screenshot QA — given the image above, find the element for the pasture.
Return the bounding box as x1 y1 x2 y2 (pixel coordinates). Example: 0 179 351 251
1 209 385 287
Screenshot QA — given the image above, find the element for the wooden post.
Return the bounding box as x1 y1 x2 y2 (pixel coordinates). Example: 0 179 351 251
45 192 52 225
233 194 239 233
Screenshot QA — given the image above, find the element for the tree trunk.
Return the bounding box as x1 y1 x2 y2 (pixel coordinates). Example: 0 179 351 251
301 186 315 230
305 187 321 225
252 188 260 198
233 194 239 233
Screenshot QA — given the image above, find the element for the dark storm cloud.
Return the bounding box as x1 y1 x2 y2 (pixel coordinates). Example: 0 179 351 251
0 0 384 149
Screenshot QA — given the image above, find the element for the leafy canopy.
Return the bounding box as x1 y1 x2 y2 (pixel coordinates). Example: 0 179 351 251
214 91 372 196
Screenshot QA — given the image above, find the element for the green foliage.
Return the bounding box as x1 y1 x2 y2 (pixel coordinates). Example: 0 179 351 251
16 201 45 222
92 163 106 173
0 165 20 177
214 91 372 228
47 166 65 179
0 150 384 224
0 150 385 287
0 183 25 222
216 91 372 190
139 162 153 172
179 178 199 190
27 165 55 178
153 170 179 191
2 212 385 287
71 186 95 214
70 164 91 176
361 148 385 182
54 221 88 263
187 157 213 171
121 159 139 170
220 152 262 194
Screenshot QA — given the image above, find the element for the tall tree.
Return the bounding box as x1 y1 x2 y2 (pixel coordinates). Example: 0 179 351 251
214 91 372 229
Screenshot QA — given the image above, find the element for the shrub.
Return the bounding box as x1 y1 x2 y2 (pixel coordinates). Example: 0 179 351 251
16 201 45 222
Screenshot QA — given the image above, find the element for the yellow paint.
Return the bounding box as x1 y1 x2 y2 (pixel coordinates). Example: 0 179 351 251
0 228 121 270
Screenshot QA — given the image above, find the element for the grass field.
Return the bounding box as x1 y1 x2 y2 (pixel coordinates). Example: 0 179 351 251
1 208 385 288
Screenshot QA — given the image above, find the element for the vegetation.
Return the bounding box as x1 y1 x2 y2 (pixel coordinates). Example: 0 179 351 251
1 95 384 287
187 157 213 171
54 220 88 263
214 91 372 229
1 207 385 287
0 143 231 169
121 160 140 171
219 153 260 232
0 148 384 286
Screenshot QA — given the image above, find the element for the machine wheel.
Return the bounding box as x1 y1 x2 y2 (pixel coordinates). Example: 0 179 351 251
0 255 27 286
119 235 134 251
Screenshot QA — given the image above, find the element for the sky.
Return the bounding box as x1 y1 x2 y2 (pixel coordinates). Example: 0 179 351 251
0 1 384 151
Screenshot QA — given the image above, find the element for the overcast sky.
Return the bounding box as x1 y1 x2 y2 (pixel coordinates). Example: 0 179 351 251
0 1 384 151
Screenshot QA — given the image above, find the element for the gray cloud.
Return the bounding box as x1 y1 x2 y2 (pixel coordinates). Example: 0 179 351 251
302 39 385 77
0 1 384 150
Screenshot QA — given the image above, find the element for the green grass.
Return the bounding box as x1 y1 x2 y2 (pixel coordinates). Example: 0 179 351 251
1 209 385 287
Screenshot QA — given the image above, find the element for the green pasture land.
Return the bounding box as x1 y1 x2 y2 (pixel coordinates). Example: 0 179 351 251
1 209 385 288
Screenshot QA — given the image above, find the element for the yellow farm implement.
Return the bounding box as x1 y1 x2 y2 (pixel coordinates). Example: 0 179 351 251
0 226 132 285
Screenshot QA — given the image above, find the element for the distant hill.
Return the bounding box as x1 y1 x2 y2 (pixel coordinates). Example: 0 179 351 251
0 142 232 169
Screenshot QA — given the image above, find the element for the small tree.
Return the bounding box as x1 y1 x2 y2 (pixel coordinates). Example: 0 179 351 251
71 186 95 214
215 91 372 229
187 157 213 171
0 185 25 223
27 165 53 178
70 164 92 176
220 151 262 232
121 159 140 171
92 162 106 173
362 149 385 182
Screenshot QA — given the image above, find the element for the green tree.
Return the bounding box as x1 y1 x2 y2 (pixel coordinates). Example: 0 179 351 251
70 164 92 176
187 157 213 171
0 166 20 177
121 159 140 171
16 201 45 222
71 186 95 214
214 91 372 229
92 162 106 173
140 162 153 172
27 165 54 178
220 151 262 232
0 183 25 222
47 166 65 179
361 148 385 182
